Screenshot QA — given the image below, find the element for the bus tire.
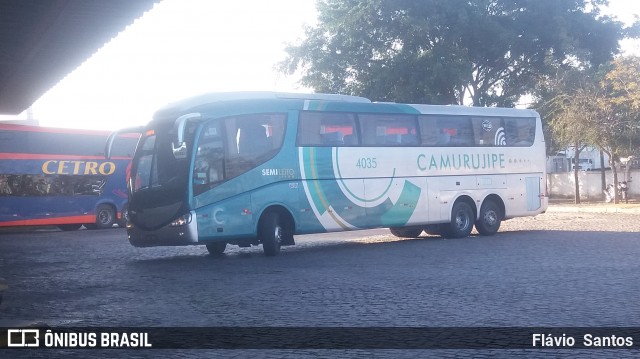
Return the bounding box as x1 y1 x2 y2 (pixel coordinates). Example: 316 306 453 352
93 204 116 229
260 212 283 256
206 242 227 255
389 227 423 238
443 201 474 238
58 224 82 231
475 200 502 236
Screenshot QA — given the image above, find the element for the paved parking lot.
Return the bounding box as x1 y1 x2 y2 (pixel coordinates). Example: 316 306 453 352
1 210 640 358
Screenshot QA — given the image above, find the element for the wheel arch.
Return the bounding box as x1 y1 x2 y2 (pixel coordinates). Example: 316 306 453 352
450 194 477 221
94 199 118 215
480 194 505 220
85 201 118 229
256 204 296 242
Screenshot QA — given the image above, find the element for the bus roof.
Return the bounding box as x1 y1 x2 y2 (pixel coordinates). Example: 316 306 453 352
151 91 540 122
155 91 371 116
407 104 540 118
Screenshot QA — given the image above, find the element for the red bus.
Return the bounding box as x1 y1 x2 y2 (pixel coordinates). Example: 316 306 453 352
0 123 138 230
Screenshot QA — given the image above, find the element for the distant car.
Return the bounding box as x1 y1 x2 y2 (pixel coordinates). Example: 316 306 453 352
572 158 594 171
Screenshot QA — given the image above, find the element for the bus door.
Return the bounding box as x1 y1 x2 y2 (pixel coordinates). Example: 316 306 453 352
192 119 251 238
192 114 288 239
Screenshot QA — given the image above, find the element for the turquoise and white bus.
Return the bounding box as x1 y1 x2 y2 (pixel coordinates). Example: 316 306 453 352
107 92 548 256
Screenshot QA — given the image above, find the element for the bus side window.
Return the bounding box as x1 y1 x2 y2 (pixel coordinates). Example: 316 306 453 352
343 134 358 145
421 115 473 146
471 117 504 146
193 122 225 195
238 123 270 155
0 174 104 197
298 112 357 147
0 175 11 195
441 117 473 146
437 128 451 145
224 113 287 180
418 115 439 146
358 114 418 146
321 131 343 145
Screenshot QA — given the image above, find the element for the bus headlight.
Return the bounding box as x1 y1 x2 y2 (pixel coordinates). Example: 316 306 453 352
169 213 192 227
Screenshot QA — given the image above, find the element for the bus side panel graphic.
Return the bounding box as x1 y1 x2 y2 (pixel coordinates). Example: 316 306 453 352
299 146 421 231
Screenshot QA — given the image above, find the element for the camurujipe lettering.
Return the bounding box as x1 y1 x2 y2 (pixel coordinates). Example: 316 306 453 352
417 153 505 171
42 160 116 175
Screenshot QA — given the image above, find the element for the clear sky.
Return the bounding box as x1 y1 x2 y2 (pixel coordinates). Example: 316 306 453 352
2 0 639 130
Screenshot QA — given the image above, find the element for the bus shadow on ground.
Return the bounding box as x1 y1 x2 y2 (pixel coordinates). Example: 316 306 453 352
125 229 637 270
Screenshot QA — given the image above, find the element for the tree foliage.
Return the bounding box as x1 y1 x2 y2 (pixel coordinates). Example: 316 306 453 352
281 0 629 106
542 56 640 203
540 68 604 203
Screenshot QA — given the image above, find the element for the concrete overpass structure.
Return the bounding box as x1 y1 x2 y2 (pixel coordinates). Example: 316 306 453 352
0 0 159 115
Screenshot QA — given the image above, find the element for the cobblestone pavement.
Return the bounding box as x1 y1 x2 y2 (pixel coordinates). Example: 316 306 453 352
1 209 640 358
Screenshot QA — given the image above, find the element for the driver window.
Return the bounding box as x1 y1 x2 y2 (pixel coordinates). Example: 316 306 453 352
193 113 287 196
224 113 287 179
193 122 224 195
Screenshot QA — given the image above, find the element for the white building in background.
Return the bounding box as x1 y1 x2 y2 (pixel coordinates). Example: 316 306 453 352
547 146 610 173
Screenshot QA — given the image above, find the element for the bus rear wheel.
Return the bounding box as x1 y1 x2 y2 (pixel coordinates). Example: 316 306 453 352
443 202 474 238
475 200 502 236
87 204 116 230
389 227 423 238
260 212 283 256
206 242 227 255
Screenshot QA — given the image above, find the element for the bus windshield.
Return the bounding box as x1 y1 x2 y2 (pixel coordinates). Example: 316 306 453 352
128 128 191 230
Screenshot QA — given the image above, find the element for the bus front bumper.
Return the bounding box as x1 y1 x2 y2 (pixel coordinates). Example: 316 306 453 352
127 211 199 247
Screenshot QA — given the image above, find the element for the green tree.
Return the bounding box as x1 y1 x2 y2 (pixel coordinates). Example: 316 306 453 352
280 0 628 105
597 56 640 202
542 56 640 203
542 69 602 203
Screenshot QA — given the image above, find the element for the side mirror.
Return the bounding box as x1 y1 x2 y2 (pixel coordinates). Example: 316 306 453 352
105 126 145 159
172 113 201 159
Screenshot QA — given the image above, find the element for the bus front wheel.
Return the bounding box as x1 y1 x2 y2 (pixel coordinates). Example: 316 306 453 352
475 201 502 236
443 202 474 238
260 212 283 256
